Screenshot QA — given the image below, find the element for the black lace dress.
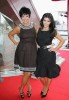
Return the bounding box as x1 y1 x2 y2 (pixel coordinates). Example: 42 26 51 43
35 29 60 78
14 24 37 72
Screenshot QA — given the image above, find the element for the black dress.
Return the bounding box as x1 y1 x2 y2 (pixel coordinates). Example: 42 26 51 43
14 24 37 72
35 29 60 78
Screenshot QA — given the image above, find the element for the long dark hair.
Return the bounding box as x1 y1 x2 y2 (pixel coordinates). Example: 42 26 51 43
40 13 56 32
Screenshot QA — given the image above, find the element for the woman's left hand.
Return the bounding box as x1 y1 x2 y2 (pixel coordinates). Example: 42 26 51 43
48 47 56 52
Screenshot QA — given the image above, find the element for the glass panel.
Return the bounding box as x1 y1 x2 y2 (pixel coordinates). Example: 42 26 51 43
0 13 16 71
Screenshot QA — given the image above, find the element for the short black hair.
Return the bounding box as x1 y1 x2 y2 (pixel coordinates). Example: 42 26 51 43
19 7 31 17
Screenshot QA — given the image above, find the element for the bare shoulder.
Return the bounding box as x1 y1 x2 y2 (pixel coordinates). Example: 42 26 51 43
55 31 64 41
10 26 21 35
13 26 20 33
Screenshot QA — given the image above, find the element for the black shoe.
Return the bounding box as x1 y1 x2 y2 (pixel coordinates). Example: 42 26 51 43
19 87 24 98
40 91 43 95
20 92 24 98
27 91 31 97
41 89 49 98
41 93 47 98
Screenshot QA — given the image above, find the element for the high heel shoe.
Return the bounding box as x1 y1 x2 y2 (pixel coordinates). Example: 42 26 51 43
20 92 24 98
41 89 49 98
41 93 47 98
40 91 43 95
27 86 32 97
27 91 31 97
19 87 24 98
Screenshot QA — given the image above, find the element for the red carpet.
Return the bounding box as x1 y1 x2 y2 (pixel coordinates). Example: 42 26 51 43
0 50 69 100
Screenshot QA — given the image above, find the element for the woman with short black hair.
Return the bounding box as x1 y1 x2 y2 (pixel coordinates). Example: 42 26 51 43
8 7 37 98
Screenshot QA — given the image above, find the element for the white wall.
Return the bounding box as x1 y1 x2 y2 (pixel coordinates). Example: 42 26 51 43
32 0 67 19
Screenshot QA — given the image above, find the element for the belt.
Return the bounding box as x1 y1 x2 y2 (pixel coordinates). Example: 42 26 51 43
39 44 53 49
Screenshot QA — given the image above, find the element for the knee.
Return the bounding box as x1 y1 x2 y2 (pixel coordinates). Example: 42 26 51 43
40 78 44 81
24 72 31 77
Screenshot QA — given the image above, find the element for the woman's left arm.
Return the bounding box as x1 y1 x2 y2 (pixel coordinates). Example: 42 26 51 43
48 32 65 52
54 33 65 51
34 23 39 33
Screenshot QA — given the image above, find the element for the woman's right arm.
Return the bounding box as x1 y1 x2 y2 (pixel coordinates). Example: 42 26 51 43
8 26 20 45
34 24 40 48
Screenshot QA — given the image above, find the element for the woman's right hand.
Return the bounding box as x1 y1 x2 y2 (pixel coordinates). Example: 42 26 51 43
37 45 40 48
14 42 19 46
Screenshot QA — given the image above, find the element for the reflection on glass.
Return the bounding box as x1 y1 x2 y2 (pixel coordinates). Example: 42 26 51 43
0 13 15 71
0 34 3 45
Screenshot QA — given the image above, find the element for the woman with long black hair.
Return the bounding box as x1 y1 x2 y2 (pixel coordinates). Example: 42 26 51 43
35 13 65 98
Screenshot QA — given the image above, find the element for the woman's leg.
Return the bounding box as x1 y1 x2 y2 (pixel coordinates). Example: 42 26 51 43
27 79 32 91
40 78 46 92
43 78 52 95
27 79 32 97
40 78 46 86
19 72 31 93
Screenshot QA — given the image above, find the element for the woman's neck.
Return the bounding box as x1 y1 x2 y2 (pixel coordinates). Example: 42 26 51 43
22 21 31 27
42 27 49 31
